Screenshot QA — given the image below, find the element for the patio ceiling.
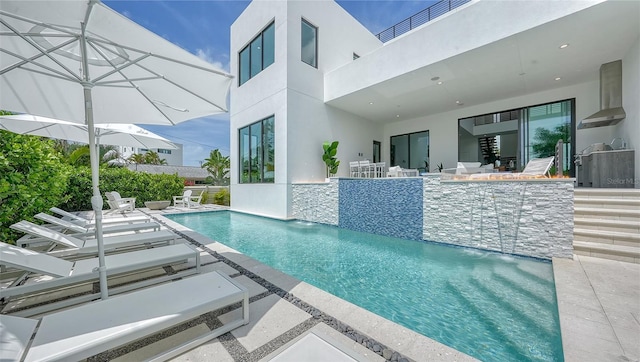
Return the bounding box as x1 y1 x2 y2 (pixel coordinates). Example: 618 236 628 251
326 0 640 123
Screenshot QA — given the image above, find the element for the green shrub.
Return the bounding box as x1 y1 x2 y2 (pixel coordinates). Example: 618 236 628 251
0 132 71 244
60 167 185 211
212 188 230 206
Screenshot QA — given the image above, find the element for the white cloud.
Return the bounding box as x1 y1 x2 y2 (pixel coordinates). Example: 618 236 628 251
195 48 229 72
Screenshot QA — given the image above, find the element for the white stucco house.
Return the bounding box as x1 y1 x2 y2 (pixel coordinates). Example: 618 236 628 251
229 0 640 219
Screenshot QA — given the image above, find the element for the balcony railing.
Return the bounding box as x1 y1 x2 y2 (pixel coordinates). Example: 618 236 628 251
375 0 472 42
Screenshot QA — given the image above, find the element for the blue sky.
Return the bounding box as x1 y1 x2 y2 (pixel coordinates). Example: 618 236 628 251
105 0 433 166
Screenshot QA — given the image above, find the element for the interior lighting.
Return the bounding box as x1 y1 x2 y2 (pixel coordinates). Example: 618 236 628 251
559 44 569 49
369 102 374 105
396 114 400 118
555 77 561 81
437 81 443 85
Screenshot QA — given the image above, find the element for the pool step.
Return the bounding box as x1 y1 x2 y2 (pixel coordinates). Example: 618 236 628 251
444 280 531 361
491 265 555 307
446 278 561 360
574 188 640 264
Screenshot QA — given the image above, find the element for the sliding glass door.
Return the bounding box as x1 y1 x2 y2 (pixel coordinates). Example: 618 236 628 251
458 99 574 176
390 130 429 172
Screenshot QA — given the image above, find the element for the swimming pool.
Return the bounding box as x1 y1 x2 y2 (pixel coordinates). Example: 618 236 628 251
166 211 563 361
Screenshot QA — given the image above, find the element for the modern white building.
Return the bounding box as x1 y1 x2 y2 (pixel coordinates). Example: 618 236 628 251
230 0 639 219
118 144 184 166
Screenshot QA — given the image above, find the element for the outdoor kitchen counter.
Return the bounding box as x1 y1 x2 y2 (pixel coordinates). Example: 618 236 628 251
578 149 635 188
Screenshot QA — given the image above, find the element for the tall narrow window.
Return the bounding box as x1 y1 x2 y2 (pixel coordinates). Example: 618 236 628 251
238 22 275 86
301 19 317 68
239 116 275 183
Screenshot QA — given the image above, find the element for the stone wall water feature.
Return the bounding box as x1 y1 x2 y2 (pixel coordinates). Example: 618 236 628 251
291 176 574 259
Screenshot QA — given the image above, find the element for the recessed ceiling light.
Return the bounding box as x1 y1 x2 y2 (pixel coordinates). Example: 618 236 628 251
369 102 374 105
437 81 443 85
396 114 400 118
555 77 561 81
559 44 569 49
455 100 462 105
431 76 440 81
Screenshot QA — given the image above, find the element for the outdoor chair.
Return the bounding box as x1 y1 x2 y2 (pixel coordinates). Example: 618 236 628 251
0 243 200 312
50 207 151 226
11 220 176 256
358 160 373 178
105 191 136 213
34 212 160 238
468 156 555 180
3 271 249 362
349 161 360 177
173 189 202 208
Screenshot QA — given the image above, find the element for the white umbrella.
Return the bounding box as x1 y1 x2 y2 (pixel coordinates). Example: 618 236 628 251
0 0 233 299
0 114 178 150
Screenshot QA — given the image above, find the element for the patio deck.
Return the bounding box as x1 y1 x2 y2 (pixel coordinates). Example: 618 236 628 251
1 207 637 361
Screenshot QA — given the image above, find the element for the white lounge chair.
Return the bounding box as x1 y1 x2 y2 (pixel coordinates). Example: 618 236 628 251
4 271 249 362
105 191 136 213
0 243 199 309
50 207 151 226
468 156 555 180
11 220 176 255
34 213 160 237
173 189 202 208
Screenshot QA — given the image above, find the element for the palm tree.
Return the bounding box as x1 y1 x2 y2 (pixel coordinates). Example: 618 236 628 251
202 149 230 185
143 150 167 165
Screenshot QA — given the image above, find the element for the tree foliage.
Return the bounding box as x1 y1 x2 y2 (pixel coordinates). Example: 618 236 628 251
201 149 229 185
0 131 71 243
60 166 184 211
531 124 570 158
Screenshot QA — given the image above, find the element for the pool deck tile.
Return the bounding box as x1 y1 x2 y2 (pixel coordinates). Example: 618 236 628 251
218 294 312 353
553 255 640 362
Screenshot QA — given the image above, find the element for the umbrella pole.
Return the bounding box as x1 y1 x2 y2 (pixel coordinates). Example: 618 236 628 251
85 85 108 300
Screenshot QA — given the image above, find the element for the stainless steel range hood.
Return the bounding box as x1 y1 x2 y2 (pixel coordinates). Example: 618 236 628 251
578 60 626 129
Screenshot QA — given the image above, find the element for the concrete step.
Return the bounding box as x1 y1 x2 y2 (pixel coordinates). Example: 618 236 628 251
574 196 640 209
574 217 640 234
574 188 640 200
574 207 640 221
573 241 640 264
574 228 640 246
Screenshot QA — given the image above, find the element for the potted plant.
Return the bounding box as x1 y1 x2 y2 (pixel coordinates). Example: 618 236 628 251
322 141 340 179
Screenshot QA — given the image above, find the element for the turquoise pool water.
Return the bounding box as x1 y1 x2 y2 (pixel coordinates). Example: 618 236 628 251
166 211 563 361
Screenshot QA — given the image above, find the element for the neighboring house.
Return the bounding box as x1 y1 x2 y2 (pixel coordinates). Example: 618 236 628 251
126 164 211 185
230 0 640 219
119 143 184 166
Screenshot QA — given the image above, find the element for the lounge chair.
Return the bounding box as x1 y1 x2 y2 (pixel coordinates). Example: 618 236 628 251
11 220 176 255
173 189 202 208
34 212 160 237
105 191 136 213
0 243 200 308
468 156 555 180
50 206 151 226
4 271 249 362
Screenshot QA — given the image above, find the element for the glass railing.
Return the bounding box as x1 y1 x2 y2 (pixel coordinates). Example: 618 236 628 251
375 0 471 42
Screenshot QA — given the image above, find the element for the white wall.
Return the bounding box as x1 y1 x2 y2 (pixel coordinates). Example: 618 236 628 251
615 37 639 186
384 81 602 171
229 0 385 218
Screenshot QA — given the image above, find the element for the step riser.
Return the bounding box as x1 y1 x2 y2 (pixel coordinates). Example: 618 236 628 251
574 224 640 233
574 189 640 200
574 214 640 222
574 236 639 247
574 202 640 210
573 249 640 264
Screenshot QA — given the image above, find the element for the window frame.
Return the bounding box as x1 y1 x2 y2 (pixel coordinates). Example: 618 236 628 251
238 115 275 184
301 18 318 68
238 21 275 86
